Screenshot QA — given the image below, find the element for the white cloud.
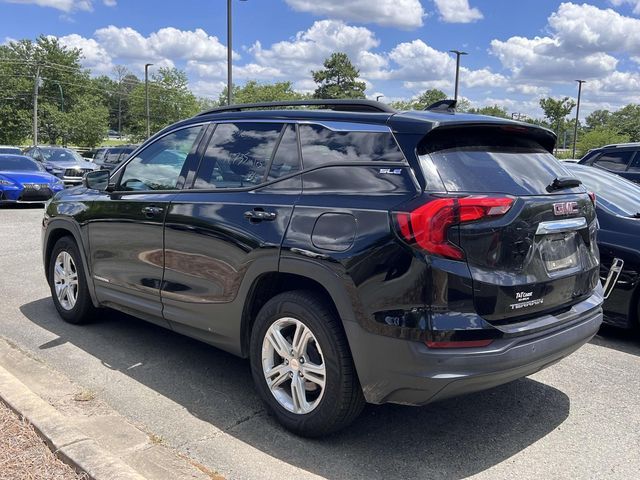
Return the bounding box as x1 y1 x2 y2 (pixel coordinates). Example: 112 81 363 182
56 33 113 73
433 0 483 23
610 0 640 14
3 0 91 11
93 26 231 63
548 3 640 55
103 0 115 5
251 20 385 83
284 0 425 29
491 3 640 81
387 39 455 83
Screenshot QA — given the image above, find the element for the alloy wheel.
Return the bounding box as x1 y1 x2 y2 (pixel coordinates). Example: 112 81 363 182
261 317 326 414
53 251 78 311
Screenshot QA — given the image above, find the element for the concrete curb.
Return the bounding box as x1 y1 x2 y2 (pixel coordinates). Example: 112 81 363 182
0 364 146 480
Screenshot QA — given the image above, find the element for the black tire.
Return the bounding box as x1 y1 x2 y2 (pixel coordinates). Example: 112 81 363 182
48 236 96 324
250 290 365 437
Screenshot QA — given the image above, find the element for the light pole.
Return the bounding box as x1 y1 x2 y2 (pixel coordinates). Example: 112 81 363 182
449 50 468 101
572 80 586 159
227 0 247 106
33 65 41 146
145 63 153 138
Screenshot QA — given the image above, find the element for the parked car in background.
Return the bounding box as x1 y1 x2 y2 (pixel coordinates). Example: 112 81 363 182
579 143 640 184
92 145 138 171
24 146 97 187
565 163 640 330
0 146 22 155
0 154 64 204
42 99 603 437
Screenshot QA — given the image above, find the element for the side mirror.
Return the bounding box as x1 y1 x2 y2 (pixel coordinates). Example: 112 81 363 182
83 169 110 191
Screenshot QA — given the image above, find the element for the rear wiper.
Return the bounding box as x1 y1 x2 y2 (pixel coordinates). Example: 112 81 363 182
547 176 582 192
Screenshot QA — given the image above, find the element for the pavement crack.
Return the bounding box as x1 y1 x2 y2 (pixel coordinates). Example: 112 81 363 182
222 409 264 433
53 437 90 453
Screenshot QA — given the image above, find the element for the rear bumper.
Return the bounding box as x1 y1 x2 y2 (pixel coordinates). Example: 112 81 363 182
345 293 603 406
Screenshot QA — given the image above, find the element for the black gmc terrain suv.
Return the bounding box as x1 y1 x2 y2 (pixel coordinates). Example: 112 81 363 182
42 100 603 436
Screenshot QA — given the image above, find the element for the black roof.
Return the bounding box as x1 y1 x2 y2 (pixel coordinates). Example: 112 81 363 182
161 99 557 153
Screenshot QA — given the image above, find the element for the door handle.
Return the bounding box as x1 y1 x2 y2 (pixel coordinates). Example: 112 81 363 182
141 206 163 217
244 209 277 222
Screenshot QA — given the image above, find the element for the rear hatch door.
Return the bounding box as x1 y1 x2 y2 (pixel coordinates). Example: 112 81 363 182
421 125 600 324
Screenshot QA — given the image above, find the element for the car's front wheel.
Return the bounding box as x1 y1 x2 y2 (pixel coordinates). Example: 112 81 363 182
48 237 96 324
250 290 365 437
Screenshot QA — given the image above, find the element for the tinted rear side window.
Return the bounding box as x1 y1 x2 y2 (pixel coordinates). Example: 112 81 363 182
268 125 300 181
419 128 582 195
194 122 283 189
299 124 404 169
593 150 634 171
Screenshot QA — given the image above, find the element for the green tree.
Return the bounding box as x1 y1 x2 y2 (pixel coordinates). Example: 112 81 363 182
577 127 630 157
539 97 576 147
0 36 109 146
609 104 640 142
312 53 366 99
585 109 611 131
219 80 306 106
390 89 448 111
128 67 199 141
467 105 509 118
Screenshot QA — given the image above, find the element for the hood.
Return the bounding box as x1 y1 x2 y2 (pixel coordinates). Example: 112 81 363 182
0 170 60 184
45 160 96 170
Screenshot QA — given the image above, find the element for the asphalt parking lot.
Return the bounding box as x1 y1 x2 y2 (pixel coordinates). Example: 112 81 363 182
1 205 639 480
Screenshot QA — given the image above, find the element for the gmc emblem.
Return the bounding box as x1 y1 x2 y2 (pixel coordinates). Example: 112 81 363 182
553 201 579 216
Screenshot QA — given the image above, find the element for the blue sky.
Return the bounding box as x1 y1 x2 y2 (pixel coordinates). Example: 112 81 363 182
2 0 640 119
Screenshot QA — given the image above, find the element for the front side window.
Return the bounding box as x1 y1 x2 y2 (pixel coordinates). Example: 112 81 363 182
119 126 202 191
593 151 634 172
298 124 405 169
194 122 283 189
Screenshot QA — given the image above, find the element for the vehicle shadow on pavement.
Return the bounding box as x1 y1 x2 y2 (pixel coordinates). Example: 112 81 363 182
21 298 571 480
590 325 640 358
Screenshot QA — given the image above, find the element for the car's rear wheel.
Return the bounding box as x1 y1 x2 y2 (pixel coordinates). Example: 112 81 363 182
48 237 96 324
250 290 365 437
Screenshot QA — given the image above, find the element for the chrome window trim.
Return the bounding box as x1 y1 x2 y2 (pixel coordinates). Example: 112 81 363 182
210 118 393 133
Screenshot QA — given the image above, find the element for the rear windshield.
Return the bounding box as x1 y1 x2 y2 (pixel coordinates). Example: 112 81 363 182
419 128 583 195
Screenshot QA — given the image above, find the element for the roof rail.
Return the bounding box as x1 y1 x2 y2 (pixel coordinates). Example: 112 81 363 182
601 142 640 149
425 99 457 112
197 99 396 116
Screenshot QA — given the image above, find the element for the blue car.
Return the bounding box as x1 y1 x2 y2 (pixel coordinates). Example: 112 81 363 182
0 154 65 204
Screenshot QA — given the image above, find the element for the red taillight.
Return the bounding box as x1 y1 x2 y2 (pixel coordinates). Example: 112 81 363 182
588 191 596 206
394 196 513 260
425 339 494 349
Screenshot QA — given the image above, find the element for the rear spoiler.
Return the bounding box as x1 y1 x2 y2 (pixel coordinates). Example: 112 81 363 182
418 123 557 154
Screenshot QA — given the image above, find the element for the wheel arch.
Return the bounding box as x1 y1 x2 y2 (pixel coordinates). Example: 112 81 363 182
240 257 361 358
44 219 99 307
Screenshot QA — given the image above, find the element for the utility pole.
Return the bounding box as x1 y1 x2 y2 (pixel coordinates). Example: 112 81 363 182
227 0 247 105
227 0 233 105
56 82 64 113
145 63 153 139
449 50 468 101
33 65 40 146
572 80 586 159
118 96 122 139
